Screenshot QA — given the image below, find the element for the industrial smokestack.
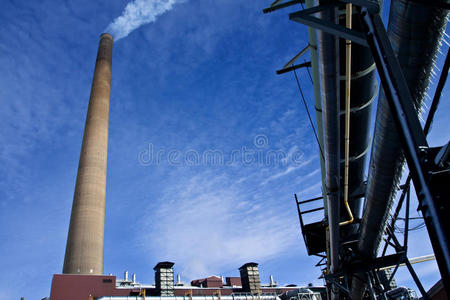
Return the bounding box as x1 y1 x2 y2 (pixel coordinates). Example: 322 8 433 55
62 33 113 275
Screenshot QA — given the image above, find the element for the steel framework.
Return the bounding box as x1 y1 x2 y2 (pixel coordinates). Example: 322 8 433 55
264 0 450 298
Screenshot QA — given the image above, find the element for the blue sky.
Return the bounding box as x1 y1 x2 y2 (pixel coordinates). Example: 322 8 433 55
0 0 448 299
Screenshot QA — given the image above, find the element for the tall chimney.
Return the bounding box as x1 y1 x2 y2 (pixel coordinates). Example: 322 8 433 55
62 33 113 274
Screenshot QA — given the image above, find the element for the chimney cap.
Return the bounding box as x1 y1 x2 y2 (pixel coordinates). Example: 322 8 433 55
100 33 114 41
154 261 175 270
239 262 258 270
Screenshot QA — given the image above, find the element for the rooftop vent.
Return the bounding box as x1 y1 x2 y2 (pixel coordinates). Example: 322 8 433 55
154 261 175 296
239 262 261 294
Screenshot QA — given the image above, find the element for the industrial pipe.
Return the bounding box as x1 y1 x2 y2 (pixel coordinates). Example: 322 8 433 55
315 3 378 297
316 2 377 298
340 3 354 227
337 1 378 237
378 254 436 271
305 0 328 214
317 0 340 278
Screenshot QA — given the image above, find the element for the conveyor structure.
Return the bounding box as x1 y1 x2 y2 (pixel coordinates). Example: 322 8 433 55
264 0 450 299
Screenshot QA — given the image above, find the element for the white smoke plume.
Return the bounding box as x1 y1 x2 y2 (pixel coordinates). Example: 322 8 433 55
105 0 184 41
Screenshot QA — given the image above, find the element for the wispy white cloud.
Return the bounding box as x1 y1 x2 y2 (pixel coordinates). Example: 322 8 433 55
139 171 298 279
303 168 320 178
299 182 322 197
279 109 296 124
105 0 185 41
282 145 300 164
261 156 315 185
261 165 299 185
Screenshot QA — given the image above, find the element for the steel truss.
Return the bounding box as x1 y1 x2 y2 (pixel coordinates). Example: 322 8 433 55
265 0 450 298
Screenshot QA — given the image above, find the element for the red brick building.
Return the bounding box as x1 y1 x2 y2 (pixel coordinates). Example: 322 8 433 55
49 262 326 300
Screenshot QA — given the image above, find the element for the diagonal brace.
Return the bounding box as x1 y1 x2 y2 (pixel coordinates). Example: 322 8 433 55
289 6 368 46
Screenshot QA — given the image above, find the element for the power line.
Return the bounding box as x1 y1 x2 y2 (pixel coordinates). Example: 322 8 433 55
292 67 325 162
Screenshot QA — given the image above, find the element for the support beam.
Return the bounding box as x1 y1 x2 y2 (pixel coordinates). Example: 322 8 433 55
289 6 368 46
263 0 304 14
277 61 311 74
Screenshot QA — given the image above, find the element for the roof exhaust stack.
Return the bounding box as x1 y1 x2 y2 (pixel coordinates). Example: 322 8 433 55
154 261 175 296
239 262 261 295
269 275 277 287
62 33 113 275
176 274 183 286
